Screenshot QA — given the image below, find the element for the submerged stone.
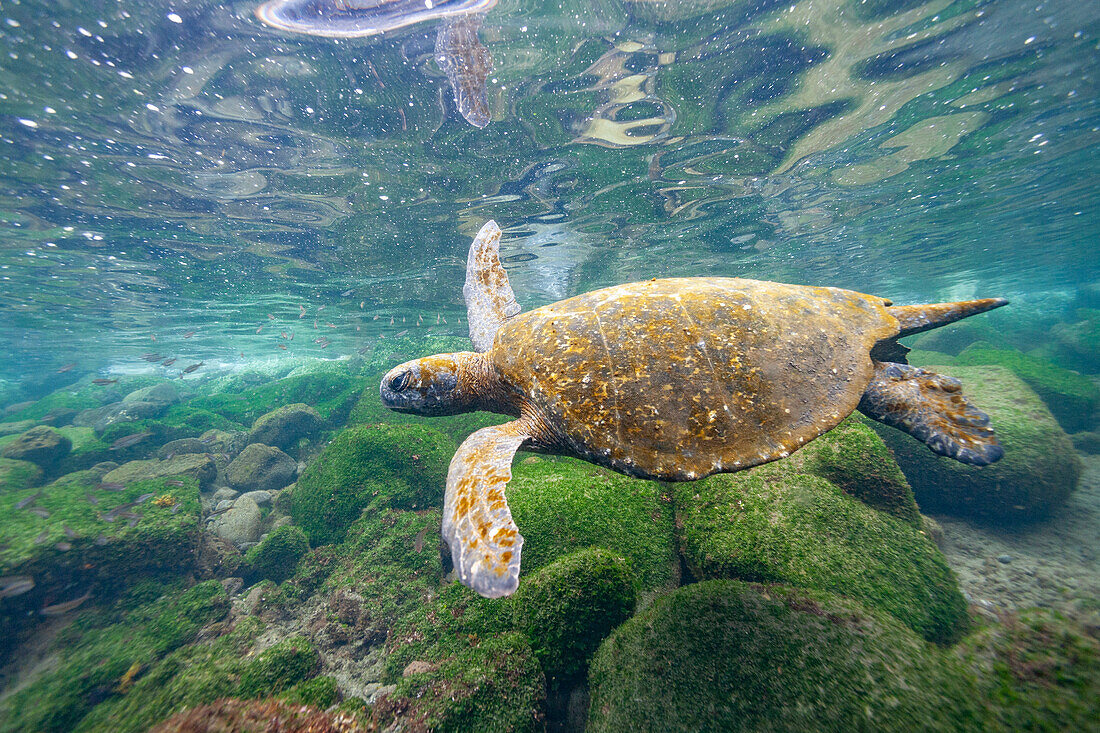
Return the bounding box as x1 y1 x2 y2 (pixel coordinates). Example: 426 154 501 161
246 403 323 451
1 425 71 471
102 454 217 491
227 443 297 493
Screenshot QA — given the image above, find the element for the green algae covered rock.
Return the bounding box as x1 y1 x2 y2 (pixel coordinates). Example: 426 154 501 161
102 453 217 491
278 675 341 709
875 365 1081 524
0 456 42 491
290 423 453 545
674 464 968 645
507 456 678 594
226 443 297 492
369 631 545 733
191 369 364 426
511 548 636 688
952 609 1100 730
587 580 977 733
0 580 230 733
237 636 321 698
954 343 1100 432
244 524 310 583
1 425 71 470
247 403 323 451
782 415 920 525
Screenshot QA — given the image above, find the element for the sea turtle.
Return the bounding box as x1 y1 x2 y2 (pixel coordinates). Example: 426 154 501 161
255 0 496 127
381 220 1007 598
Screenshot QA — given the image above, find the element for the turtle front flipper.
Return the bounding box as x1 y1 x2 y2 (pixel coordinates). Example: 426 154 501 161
444 420 530 598
858 361 1004 466
463 220 522 352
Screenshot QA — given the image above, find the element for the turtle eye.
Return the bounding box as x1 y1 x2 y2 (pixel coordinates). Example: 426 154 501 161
389 372 411 392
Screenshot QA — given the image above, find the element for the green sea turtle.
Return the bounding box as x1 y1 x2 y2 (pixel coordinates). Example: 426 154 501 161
381 220 1007 598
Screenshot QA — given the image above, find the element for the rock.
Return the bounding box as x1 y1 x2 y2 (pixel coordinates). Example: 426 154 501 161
997 554 1012 564
211 487 239 503
72 403 120 429
102 453 217 490
157 438 211 458
238 490 272 506
40 407 78 427
123 382 180 406
226 444 296 493
403 660 435 677
1 425 71 471
74 401 167 432
221 577 244 596
243 524 309 582
674 462 969 645
289 423 454 544
874 365 1081 524
246 403 323 451
587 580 975 732
0 419 37 437
0 457 42 491
1072 431 1100 454
209 495 263 547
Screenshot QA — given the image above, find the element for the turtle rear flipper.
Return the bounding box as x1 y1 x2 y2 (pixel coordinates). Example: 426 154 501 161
858 361 1003 466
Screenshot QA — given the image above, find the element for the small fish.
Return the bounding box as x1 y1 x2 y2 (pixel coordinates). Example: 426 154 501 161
165 479 186 487
288 332 294 341
299 305 307 319
170 503 182 514
436 314 441 325
0 575 35 598
63 525 78 539
183 330 195 339
163 452 175 461
319 341 330 349
150 334 157 342
142 353 164 362
136 493 156 504
182 361 204 374
162 358 177 366
456 316 461 324
91 378 118 385
442 316 448 324
318 305 325 312
341 289 354 297
390 316 395 325
267 313 275 320
395 329 409 338
256 326 264 334
110 432 152 450
413 527 428 553
373 315 380 321
34 531 49 545
29 508 50 519
200 436 215 444
359 301 365 309
15 492 42 510
280 332 289 339
57 363 77 373
96 482 126 491
278 344 287 350
327 323 336 329
85 493 100 505
402 316 407 323
55 542 72 552
40 591 92 616
379 333 386 339
357 345 374 355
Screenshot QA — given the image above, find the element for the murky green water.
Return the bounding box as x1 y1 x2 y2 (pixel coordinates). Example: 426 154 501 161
0 0 1097 389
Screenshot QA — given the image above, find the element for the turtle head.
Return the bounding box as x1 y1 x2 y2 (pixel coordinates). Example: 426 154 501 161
381 352 490 416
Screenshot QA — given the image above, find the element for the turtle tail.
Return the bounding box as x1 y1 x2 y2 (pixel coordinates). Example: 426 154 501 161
887 297 1008 338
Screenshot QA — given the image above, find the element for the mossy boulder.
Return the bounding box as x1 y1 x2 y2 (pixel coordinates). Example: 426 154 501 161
954 343 1100 432
0 457 42 491
952 609 1100 730
674 462 968 644
190 370 364 426
506 456 679 594
781 415 920 525
102 454 217 491
369 631 545 733
279 675 341 709
237 636 321 698
244 524 310 583
0 580 231 733
511 548 636 688
587 580 977 732
1 425 71 471
247 403 323 451
875 365 1081 524
226 443 297 493
122 382 180 406
290 424 453 545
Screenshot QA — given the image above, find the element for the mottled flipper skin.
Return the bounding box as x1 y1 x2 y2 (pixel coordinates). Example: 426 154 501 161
443 421 528 598
858 362 1003 465
463 220 521 351
435 13 493 128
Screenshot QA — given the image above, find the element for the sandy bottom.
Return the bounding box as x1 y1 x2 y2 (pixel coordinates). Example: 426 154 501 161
935 453 1100 633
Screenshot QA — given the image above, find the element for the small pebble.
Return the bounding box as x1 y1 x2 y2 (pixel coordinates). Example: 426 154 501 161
997 554 1012 564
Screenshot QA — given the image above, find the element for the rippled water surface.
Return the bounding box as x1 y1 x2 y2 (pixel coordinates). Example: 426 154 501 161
0 0 1097 386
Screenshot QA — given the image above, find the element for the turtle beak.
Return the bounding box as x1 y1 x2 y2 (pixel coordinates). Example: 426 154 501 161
380 357 461 415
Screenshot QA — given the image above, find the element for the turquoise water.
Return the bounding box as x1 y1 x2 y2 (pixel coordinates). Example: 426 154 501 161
0 0 1097 390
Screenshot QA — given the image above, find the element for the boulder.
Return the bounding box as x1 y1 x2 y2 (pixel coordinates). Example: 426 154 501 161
246 404 322 451
40 407 79 427
0 457 42 492
874 365 1081 524
587 581 976 732
102 453 217 490
208 495 263 547
157 438 211 458
674 460 968 645
123 382 180 406
1 425 71 471
226 444 296 493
